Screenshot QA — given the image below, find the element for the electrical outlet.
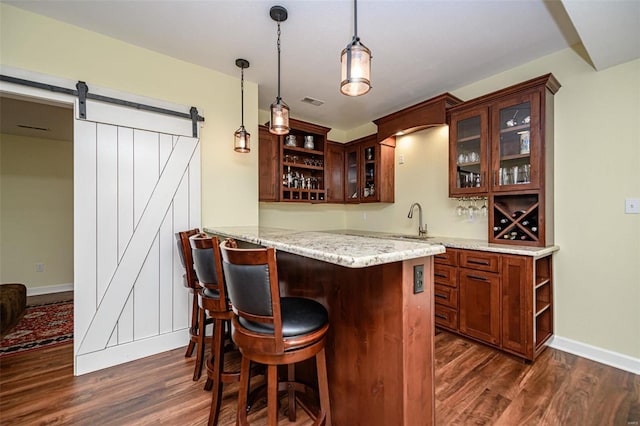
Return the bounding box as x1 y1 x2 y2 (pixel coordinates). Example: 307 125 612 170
413 264 424 294
36 263 45 272
625 198 640 214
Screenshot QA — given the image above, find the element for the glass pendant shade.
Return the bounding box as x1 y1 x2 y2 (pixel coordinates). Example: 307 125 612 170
234 126 250 153
234 58 250 153
340 40 371 96
269 98 290 135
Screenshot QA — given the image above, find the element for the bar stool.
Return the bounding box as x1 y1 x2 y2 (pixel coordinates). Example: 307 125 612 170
220 239 332 426
190 233 241 426
176 228 211 380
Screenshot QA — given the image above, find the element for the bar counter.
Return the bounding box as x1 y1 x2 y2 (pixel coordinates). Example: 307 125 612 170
205 226 445 426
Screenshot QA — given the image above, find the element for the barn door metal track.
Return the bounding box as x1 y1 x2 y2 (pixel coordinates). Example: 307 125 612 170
1 75 205 137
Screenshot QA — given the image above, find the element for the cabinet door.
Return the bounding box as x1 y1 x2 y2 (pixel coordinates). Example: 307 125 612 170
360 139 379 202
344 145 360 203
491 90 541 192
449 107 489 196
501 255 533 357
325 141 345 202
459 269 500 345
259 125 279 201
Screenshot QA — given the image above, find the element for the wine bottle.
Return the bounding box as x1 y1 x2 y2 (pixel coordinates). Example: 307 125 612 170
493 226 502 232
499 218 509 224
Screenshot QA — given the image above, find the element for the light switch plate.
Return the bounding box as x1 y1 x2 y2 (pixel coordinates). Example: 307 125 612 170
625 198 640 214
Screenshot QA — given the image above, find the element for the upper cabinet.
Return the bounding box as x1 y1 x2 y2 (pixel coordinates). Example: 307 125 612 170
491 91 542 192
344 134 395 203
325 141 345 203
259 118 330 203
449 106 489 196
448 74 560 246
259 125 279 202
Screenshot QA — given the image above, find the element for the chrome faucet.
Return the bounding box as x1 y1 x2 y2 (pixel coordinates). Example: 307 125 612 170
408 202 427 236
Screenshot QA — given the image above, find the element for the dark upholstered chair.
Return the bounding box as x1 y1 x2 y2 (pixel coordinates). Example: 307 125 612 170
176 228 211 381
220 240 331 426
190 234 240 426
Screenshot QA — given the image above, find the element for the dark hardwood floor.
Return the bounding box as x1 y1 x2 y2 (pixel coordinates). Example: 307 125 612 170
0 330 638 425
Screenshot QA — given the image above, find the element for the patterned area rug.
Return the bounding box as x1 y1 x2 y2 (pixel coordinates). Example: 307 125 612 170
0 300 73 358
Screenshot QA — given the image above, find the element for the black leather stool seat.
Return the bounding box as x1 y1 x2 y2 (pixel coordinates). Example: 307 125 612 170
202 288 220 299
239 297 328 338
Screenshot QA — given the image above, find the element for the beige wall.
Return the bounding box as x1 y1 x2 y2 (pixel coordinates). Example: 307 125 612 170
0 3 260 233
0 134 74 289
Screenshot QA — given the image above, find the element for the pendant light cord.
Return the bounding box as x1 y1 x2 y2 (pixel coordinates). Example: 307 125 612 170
240 66 245 127
354 0 358 40
277 22 282 102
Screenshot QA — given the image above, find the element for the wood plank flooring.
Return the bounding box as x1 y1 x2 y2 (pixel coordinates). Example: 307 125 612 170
0 330 638 425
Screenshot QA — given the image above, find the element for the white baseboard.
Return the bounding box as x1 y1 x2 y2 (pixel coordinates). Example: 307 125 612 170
27 283 74 296
548 335 640 375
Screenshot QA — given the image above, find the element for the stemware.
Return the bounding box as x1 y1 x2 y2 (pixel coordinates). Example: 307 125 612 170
455 198 467 216
480 198 488 216
468 198 479 220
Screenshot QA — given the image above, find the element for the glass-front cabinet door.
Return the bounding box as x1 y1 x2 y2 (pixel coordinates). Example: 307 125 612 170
449 107 489 196
360 140 378 202
344 145 360 202
491 91 540 192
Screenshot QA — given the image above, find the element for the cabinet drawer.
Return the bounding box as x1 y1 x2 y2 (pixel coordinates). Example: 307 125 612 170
435 305 458 330
434 264 457 288
459 250 500 273
434 248 458 266
434 284 458 309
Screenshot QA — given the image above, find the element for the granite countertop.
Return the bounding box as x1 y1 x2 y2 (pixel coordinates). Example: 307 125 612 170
206 226 559 262
203 226 446 268
325 229 559 258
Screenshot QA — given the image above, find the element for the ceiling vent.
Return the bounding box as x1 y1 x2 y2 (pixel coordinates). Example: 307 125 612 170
301 97 324 107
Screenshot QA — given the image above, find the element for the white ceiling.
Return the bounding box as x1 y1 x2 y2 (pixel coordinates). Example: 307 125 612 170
4 0 640 131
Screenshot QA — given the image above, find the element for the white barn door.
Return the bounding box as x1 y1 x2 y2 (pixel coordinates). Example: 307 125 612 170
74 100 201 375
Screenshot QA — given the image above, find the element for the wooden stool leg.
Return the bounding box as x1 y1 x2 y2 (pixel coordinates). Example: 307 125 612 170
207 319 225 425
237 356 252 426
267 365 279 426
193 303 207 381
316 348 331 426
185 292 199 357
287 364 296 421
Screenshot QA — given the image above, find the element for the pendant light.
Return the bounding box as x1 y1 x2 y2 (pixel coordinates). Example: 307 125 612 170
269 5 290 135
340 0 371 97
234 58 251 153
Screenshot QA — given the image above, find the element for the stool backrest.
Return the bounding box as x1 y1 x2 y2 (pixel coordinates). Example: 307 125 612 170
176 228 200 290
189 234 229 312
219 240 284 353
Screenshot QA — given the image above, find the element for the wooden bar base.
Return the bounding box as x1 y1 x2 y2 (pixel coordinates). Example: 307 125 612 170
276 251 435 426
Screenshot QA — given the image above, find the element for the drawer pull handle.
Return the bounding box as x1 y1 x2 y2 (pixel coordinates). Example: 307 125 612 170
434 273 447 278
435 314 448 320
435 255 447 260
435 293 448 299
468 274 488 281
468 259 490 266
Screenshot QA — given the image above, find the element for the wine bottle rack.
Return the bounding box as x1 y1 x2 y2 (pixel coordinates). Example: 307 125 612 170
490 193 541 246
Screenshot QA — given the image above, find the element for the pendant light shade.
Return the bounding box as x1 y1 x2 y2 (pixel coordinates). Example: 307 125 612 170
234 58 251 153
340 0 371 97
269 5 290 135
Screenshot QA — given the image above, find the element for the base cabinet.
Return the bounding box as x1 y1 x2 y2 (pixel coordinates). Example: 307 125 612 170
459 267 501 346
434 248 553 361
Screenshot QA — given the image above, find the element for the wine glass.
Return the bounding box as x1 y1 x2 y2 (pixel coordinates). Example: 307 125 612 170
468 198 479 220
480 198 488 216
455 198 467 216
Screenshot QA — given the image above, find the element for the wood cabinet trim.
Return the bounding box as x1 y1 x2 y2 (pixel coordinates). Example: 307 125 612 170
374 93 463 142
